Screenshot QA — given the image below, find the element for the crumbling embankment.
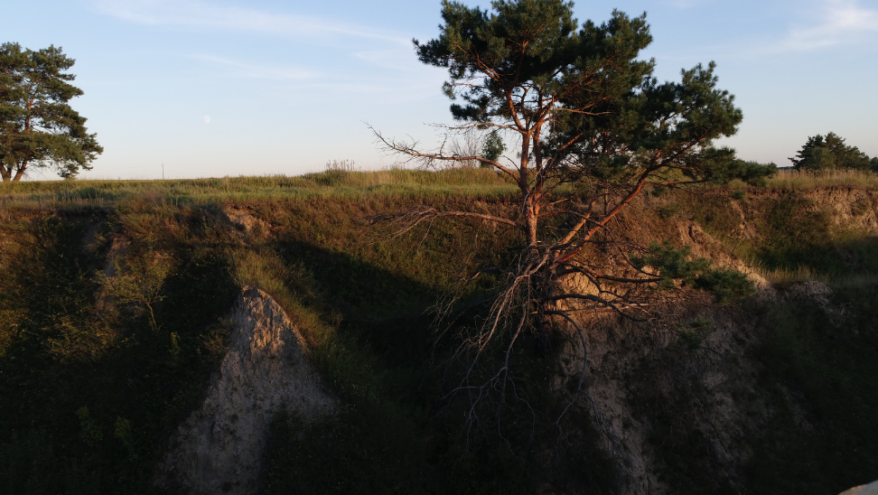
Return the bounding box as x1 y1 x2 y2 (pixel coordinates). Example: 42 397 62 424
157 287 336 495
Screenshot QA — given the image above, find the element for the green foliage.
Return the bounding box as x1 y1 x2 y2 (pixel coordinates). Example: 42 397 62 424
480 130 505 166
703 159 777 186
113 418 137 460
0 43 102 181
242 197 577 494
685 183 878 285
415 0 759 188
758 195 837 273
631 241 755 302
406 6 761 461
677 316 712 350
637 186 878 492
0 205 238 493
631 241 712 289
694 268 755 303
0 216 112 362
98 252 173 331
789 132 874 171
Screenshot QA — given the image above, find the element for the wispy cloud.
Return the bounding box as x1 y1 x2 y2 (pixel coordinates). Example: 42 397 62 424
779 0 878 50
91 0 409 45
191 55 317 80
188 54 444 104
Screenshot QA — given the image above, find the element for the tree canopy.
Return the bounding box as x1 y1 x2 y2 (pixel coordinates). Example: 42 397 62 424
0 43 102 181
789 132 874 171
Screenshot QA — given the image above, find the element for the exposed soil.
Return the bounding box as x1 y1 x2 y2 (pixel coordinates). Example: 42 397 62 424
157 287 337 495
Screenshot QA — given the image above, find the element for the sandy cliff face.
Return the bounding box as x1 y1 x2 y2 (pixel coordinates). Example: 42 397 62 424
551 200 845 494
555 302 769 493
157 287 336 495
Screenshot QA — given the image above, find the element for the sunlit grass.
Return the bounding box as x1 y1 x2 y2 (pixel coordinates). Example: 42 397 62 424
4 166 878 210
752 265 824 284
767 168 878 189
0 168 518 208
748 262 878 289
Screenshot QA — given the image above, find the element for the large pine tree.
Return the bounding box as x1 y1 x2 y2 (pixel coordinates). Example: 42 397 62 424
0 43 102 181
375 0 773 417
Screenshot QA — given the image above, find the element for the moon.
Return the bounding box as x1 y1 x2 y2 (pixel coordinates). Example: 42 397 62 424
203 116 211 124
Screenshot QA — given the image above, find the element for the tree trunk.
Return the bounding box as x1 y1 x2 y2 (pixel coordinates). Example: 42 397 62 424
526 206 539 248
12 162 27 182
0 165 10 182
524 189 541 250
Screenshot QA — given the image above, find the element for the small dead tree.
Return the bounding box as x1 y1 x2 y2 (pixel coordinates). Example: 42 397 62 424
447 129 486 168
374 0 772 429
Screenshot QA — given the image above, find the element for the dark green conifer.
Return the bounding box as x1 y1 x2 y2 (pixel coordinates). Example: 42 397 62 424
789 132 872 171
0 43 102 181
397 0 771 251
374 0 774 392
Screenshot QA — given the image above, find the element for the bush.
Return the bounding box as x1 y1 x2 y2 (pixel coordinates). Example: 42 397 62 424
694 268 756 303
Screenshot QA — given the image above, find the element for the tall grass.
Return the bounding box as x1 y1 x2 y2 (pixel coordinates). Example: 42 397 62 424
767 168 878 189
0 168 517 209
4 167 878 210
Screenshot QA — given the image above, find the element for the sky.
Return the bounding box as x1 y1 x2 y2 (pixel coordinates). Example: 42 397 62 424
4 0 878 180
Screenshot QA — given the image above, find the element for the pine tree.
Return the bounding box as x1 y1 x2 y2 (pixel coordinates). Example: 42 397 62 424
0 43 102 181
789 132 872 171
374 0 774 419
380 0 771 258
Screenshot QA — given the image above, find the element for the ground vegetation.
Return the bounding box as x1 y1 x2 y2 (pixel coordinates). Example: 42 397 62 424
0 172 876 493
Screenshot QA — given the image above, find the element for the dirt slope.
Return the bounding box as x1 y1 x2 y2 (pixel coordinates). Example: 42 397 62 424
157 287 337 495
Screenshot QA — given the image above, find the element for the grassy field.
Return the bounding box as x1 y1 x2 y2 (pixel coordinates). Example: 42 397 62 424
2 167 875 207
766 168 878 190
0 168 518 209
1 168 877 494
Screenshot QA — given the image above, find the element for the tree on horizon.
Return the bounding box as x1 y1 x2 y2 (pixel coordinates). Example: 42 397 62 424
789 132 874 171
0 42 102 182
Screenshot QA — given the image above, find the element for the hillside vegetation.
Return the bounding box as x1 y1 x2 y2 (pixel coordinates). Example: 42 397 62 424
1 168 877 494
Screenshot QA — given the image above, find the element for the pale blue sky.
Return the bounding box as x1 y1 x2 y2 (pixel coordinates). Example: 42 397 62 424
5 0 878 179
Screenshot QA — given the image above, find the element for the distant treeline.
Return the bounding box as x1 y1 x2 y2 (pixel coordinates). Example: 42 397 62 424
790 132 878 172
